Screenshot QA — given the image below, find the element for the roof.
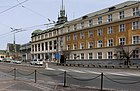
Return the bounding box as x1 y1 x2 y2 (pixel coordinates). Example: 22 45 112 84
32 23 66 37
68 1 139 24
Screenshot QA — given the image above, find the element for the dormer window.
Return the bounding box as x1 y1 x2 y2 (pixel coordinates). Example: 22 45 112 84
108 14 112 22
74 24 77 30
108 6 116 12
133 7 139 16
89 20 93 27
98 17 102 24
81 22 84 29
119 11 125 19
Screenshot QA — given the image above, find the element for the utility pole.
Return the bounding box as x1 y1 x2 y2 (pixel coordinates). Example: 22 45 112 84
11 28 18 53
11 28 21 59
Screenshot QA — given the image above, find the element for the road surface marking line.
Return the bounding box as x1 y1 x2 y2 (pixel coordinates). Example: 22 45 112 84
119 72 140 77
106 72 129 76
84 70 101 74
58 68 68 72
68 69 86 73
45 67 55 70
106 72 140 77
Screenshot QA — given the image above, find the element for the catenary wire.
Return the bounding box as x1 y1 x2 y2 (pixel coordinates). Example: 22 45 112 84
0 0 29 15
16 0 55 23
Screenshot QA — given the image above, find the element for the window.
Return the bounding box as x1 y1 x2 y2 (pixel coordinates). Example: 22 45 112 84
89 20 93 27
132 36 139 44
74 24 77 30
45 42 48 50
54 40 57 50
108 52 113 59
35 44 37 52
119 38 125 45
133 50 139 58
80 32 85 39
49 32 52 37
98 28 103 36
88 42 93 48
98 52 102 59
119 51 124 59
132 21 139 30
41 35 44 39
89 53 93 59
45 34 48 38
81 22 84 29
108 39 113 46
41 43 44 51
119 11 125 19
53 31 56 36
133 7 139 16
38 36 40 40
60 29 63 34
60 37 63 46
80 43 85 49
67 35 70 41
107 26 113 34
74 54 77 59
97 40 103 47
108 14 112 22
32 45 34 52
49 41 52 50
67 45 70 50
73 44 77 50
1 56 4 58
68 26 70 32
38 44 40 51
81 53 84 59
73 34 77 40
88 31 93 38
119 24 125 32
98 17 102 24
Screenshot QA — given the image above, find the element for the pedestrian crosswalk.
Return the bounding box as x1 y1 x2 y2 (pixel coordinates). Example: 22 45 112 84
45 67 140 77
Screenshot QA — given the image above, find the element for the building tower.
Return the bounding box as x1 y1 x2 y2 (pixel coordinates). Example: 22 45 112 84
56 0 67 25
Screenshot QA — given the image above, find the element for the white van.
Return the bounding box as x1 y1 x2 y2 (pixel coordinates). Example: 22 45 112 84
30 59 43 66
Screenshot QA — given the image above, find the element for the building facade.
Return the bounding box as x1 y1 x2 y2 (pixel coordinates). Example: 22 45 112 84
20 42 31 62
31 1 140 63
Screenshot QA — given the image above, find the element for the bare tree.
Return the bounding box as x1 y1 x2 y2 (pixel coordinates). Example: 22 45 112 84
114 45 140 66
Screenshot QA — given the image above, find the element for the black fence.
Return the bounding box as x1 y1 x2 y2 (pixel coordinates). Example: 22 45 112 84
1 68 140 91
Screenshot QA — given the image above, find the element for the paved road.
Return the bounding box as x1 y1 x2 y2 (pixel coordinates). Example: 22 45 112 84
0 62 140 91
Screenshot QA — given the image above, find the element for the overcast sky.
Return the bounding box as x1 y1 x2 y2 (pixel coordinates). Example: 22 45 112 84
0 0 133 49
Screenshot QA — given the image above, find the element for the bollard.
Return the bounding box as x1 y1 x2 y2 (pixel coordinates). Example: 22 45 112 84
35 70 37 83
63 71 67 87
14 68 16 80
101 72 103 91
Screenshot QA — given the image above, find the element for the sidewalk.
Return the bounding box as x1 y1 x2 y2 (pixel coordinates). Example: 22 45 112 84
0 72 113 91
0 80 112 91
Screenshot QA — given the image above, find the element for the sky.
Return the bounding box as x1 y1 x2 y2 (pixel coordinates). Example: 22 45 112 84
0 0 133 49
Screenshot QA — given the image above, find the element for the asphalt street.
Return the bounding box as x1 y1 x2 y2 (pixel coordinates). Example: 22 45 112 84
0 62 140 91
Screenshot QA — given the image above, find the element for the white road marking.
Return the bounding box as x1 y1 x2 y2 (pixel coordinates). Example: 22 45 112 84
106 72 128 76
84 70 101 74
58 68 68 72
68 69 86 73
106 72 140 77
45 67 55 70
45 67 140 77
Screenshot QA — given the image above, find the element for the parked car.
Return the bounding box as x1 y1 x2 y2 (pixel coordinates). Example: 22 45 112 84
2 58 13 63
11 60 22 64
30 59 43 66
